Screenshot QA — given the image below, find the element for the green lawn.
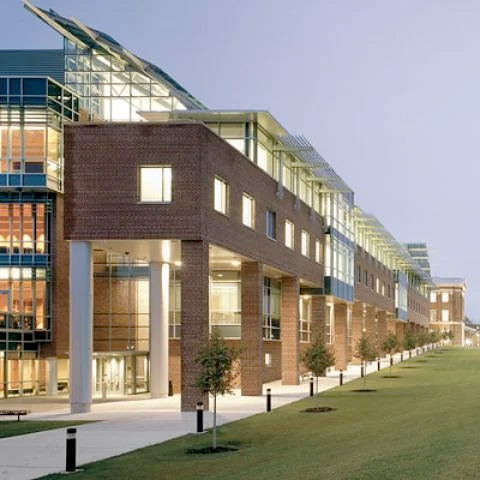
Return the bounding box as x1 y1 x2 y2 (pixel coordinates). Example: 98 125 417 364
0 420 92 439
44 348 480 480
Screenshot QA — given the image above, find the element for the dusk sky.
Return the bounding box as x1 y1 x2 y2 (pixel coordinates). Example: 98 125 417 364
3 1 478 317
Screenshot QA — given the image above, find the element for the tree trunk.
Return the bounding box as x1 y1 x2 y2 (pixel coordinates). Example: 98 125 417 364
389 354 392 377
363 362 367 390
213 394 217 450
316 375 319 395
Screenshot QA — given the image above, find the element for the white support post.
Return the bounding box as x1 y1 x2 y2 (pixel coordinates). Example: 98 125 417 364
69 241 93 414
150 262 170 397
46 357 58 396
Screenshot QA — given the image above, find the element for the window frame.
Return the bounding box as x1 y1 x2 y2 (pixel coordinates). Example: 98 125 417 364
242 192 255 229
265 209 277 240
138 164 172 203
213 176 229 216
301 230 310 258
284 219 295 250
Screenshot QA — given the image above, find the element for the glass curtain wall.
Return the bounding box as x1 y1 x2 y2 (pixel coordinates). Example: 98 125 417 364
93 251 149 395
64 39 187 122
0 266 49 397
210 270 241 338
0 77 78 192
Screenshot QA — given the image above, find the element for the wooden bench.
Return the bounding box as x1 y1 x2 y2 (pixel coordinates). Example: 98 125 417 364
0 410 31 421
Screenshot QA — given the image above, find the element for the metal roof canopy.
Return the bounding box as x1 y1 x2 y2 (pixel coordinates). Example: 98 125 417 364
354 206 432 284
23 0 206 111
139 110 353 195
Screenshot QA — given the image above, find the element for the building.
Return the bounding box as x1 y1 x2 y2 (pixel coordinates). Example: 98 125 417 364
429 277 467 346
0 1 456 412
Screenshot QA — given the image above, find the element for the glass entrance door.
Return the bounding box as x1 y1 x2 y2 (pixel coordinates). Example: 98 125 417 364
94 356 125 397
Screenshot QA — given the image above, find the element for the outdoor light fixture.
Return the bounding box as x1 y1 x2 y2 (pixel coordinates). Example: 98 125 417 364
231 260 241 267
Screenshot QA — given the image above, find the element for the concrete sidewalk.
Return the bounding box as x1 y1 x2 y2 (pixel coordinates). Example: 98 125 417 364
0 347 429 480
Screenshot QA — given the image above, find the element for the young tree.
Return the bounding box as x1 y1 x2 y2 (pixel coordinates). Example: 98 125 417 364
302 335 336 394
430 330 441 350
195 331 241 450
441 329 454 346
382 333 399 377
355 335 377 390
446 329 454 343
403 328 416 358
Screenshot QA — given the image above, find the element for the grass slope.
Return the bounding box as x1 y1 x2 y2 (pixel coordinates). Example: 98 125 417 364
0 420 92 439
44 348 480 480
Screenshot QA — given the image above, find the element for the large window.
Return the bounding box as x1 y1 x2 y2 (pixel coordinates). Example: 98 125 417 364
430 292 437 303
325 303 334 344
213 176 229 215
266 209 276 240
299 296 311 342
442 292 449 303
301 230 310 258
285 220 294 249
139 166 172 203
242 193 255 229
442 309 449 322
430 310 437 322
0 267 48 332
210 271 241 338
169 269 181 339
0 203 48 255
263 278 281 340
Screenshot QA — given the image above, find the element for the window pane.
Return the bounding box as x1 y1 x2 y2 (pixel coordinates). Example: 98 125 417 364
214 177 228 215
140 166 171 202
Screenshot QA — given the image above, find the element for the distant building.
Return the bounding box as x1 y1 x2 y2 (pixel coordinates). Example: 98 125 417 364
429 277 467 345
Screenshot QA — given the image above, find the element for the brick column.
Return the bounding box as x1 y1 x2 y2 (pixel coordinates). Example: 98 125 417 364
180 240 209 412
365 306 378 352
377 310 388 356
334 303 348 370
241 262 263 396
387 316 396 335
311 295 326 342
351 302 365 363
281 276 300 385
396 322 406 346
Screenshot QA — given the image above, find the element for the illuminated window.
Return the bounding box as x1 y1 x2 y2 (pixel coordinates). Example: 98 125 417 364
442 309 449 322
301 230 310 257
299 295 312 342
242 193 255 229
139 166 172 202
213 176 228 215
315 240 321 264
430 292 437 303
442 292 449 303
285 220 294 249
265 353 272 366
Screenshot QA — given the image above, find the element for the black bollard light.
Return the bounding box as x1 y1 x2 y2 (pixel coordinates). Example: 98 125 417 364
377 359 381 371
309 377 314 397
266 388 272 413
339 370 343 386
196 401 204 433
66 428 77 473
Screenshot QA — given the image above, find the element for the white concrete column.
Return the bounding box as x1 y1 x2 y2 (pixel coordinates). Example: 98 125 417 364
69 241 93 414
46 357 58 396
149 262 169 397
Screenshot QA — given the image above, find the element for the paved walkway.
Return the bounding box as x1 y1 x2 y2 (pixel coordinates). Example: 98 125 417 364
0 347 428 480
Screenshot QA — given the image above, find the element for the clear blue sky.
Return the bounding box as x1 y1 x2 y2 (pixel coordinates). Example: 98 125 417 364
3 0 478 318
